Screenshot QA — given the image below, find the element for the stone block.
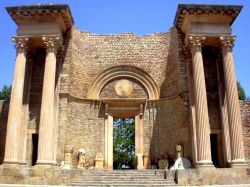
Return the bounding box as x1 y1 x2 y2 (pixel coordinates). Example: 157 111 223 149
176 168 249 185
95 153 104 169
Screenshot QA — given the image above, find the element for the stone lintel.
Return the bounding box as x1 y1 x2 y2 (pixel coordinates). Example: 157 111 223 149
6 4 74 33
174 4 243 34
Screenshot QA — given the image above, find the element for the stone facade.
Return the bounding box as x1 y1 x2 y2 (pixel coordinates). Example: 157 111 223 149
241 101 250 166
54 27 189 167
0 3 249 186
0 101 8 163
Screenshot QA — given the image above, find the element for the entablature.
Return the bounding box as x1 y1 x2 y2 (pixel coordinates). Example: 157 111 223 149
6 4 74 38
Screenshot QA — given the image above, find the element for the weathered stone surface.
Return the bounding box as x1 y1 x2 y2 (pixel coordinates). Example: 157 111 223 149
0 3 249 186
240 101 250 166
66 101 105 167
0 101 8 164
176 168 250 185
68 27 181 99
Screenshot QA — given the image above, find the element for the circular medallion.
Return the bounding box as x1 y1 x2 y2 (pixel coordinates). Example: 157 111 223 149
115 79 133 97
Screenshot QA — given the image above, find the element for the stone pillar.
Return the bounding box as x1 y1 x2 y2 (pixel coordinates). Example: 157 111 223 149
36 36 60 166
220 36 246 167
135 114 144 169
4 37 28 164
104 104 113 170
105 114 113 170
216 55 231 166
188 35 213 167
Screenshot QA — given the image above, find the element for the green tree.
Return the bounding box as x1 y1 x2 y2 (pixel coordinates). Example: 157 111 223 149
0 85 11 101
237 82 246 100
113 118 136 169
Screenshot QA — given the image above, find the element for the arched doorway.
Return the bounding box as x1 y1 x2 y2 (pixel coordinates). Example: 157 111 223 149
88 65 159 170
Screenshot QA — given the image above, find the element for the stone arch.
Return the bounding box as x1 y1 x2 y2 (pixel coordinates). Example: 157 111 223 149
87 65 160 100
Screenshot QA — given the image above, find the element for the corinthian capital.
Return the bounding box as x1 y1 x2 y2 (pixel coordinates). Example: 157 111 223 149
188 35 206 53
12 37 29 53
42 35 62 54
220 36 236 52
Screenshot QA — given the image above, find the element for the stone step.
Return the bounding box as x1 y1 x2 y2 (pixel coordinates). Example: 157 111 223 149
70 170 176 186
86 173 159 176
74 179 172 182
80 176 166 179
71 181 176 186
72 184 176 187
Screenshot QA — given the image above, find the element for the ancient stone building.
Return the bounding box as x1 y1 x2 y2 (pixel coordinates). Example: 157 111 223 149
0 3 249 185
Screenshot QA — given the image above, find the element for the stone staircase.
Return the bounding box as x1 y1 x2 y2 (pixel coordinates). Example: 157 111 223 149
71 170 176 186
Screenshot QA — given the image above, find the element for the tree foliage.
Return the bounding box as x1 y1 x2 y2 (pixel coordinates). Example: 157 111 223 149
113 118 136 169
237 81 246 100
0 85 11 101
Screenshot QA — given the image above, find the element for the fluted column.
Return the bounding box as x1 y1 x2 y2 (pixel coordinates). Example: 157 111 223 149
188 35 213 167
220 36 246 167
4 37 28 164
36 36 60 166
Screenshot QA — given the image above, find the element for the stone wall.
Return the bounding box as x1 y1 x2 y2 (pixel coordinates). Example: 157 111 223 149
68 27 181 99
143 98 191 166
0 101 8 164
100 78 148 99
56 26 189 166
240 100 250 166
66 100 105 167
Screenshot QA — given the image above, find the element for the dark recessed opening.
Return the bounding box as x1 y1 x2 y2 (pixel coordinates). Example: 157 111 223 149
210 133 219 167
32 134 38 166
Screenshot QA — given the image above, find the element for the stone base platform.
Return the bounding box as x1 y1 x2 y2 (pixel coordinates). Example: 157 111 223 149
176 168 250 185
0 165 249 186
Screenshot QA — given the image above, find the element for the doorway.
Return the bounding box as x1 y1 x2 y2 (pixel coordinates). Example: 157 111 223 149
32 134 38 166
210 133 219 167
113 118 135 169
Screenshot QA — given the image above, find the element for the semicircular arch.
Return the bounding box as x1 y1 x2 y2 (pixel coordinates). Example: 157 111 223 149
87 65 159 100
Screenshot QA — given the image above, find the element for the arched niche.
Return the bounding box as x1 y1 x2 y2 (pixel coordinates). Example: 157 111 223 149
87 65 159 100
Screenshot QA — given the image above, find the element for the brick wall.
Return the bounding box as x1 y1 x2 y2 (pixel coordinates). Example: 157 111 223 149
56 26 188 166
0 101 8 163
100 78 148 99
66 100 105 167
240 100 250 166
143 98 191 165
68 27 181 99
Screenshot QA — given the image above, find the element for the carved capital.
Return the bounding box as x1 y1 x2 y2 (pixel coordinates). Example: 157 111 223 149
220 36 236 52
188 35 206 53
12 37 29 54
42 35 62 54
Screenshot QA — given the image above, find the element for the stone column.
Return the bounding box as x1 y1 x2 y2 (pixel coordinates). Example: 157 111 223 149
105 114 113 170
104 104 113 170
36 36 60 166
135 114 144 169
188 35 213 167
216 55 231 166
220 36 246 167
4 37 28 164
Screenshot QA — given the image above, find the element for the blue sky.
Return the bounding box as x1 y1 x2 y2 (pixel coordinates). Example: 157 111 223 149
0 0 249 97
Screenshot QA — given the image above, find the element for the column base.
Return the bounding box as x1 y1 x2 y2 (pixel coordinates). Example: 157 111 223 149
19 161 27 166
3 160 20 166
104 165 113 170
36 160 57 167
137 153 144 170
196 160 214 168
230 159 247 168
